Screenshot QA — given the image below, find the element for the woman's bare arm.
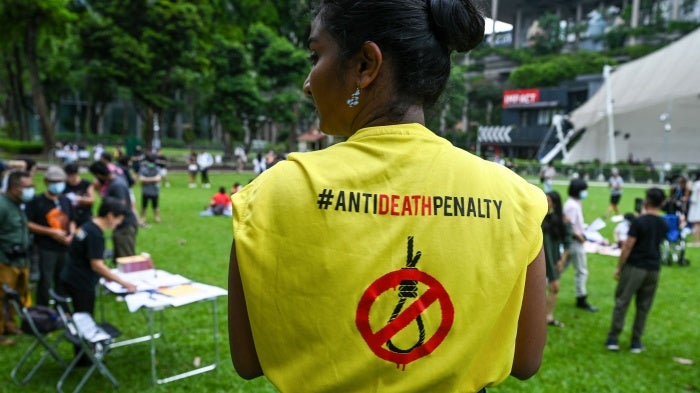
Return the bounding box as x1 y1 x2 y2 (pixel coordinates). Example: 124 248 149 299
511 247 547 380
228 240 263 379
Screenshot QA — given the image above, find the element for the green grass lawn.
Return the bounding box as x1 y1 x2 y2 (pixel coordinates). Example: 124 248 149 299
1 173 697 392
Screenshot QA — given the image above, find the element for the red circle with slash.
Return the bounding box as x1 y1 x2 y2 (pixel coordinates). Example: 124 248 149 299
356 269 454 366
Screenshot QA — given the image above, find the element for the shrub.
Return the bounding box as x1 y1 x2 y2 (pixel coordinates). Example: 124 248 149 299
0 139 44 154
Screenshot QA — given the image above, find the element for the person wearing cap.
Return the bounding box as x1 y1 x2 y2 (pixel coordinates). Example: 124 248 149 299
26 165 76 306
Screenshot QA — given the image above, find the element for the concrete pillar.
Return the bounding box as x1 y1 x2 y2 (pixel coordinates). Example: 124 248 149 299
630 0 640 45
490 0 499 47
576 3 583 45
672 0 680 20
514 8 522 48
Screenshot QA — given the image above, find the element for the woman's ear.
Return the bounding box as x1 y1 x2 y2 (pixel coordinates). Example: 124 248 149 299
356 41 383 89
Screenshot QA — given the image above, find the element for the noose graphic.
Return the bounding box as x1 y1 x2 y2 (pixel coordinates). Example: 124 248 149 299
386 236 426 353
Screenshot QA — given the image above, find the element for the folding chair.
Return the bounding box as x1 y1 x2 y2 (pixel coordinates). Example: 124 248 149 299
3 283 67 385
49 289 122 393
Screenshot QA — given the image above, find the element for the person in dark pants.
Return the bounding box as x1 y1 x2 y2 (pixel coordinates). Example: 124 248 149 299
26 166 76 306
61 197 137 313
88 161 139 261
605 188 668 353
60 197 137 365
0 171 34 346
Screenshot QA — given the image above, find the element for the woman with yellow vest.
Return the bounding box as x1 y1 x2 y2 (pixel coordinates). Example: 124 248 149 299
229 1 548 392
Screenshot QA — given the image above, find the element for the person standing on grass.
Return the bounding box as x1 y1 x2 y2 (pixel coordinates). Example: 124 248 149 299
187 150 199 188
561 178 598 312
59 197 137 367
606 167 624 218
605 188 667 353
63 163 95 226
0 171 34 346
139 153 162 225
229 1 547 391
686 172 700 246
89 161 138 261
542 191 570 328
197 149 214 188
26 166 76 306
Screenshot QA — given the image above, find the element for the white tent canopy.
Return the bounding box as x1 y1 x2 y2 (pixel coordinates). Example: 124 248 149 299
565 28 700 165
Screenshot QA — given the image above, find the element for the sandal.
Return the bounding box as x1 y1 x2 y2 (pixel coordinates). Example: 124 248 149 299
547 319 565 328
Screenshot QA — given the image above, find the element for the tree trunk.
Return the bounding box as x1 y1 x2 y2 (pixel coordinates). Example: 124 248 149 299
25 15 55 150
5 47 29 140
143 107 154 151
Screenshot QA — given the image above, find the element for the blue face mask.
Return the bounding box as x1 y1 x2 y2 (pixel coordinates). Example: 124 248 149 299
21 187 35 202
579 190 588 200
47 182 66 195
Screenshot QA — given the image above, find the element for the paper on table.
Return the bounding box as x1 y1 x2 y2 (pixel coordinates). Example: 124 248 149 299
158 284 201 297
101 269 191 294
123 291 172 312
166 283 228 307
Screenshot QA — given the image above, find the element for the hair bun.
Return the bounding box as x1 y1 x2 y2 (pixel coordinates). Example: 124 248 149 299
429 0 485 52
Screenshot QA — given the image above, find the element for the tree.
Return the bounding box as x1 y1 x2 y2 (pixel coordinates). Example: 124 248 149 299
79 0 211 150
0 0 77 148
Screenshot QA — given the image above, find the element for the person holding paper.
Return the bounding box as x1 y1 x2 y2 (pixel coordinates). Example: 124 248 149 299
60 197 137 315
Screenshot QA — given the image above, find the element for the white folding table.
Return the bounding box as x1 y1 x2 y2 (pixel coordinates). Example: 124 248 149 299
99 269 228 385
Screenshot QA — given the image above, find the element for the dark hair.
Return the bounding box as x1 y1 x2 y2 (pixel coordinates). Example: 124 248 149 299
219 186 226 193
97 197 128 217
89 161 111 177
645 187 665 208
543 191 567 240
568 178 588 198
313 0 484 113
117 155 130 167
7 170 30 190
623 212 636 221
64 163 79 175
19 158 36 172
100 152 113 162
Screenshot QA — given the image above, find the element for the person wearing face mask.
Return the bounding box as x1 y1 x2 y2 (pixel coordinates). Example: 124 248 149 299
25 165 76 306
0 171 34 346
561 178 597 312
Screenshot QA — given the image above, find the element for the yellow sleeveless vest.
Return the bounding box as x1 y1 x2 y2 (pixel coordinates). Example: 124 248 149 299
233 124 547 393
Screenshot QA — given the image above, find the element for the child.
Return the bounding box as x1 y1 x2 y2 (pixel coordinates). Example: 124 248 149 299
605 188 667 353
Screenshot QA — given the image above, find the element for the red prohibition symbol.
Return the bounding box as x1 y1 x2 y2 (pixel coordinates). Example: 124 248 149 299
356 269 454 368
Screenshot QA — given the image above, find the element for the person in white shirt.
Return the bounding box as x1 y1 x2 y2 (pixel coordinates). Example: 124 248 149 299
561 178 598 312
606 167 624 218
196 149 214 188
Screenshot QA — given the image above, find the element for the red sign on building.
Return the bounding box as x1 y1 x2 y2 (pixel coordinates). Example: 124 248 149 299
502 89 540 108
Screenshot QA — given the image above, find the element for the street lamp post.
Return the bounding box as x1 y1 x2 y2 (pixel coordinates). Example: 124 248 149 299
660 112 671 183
152 113 161 153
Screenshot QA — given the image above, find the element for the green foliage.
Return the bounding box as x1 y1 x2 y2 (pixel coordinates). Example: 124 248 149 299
531 12 565 55
0 138 44 154
509 52 616 88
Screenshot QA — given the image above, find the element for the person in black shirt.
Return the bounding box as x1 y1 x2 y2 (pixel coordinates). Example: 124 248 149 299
26 166 76 306
61 197 137 314
89 161 139 261
605 188 668 353
63 163 95 226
